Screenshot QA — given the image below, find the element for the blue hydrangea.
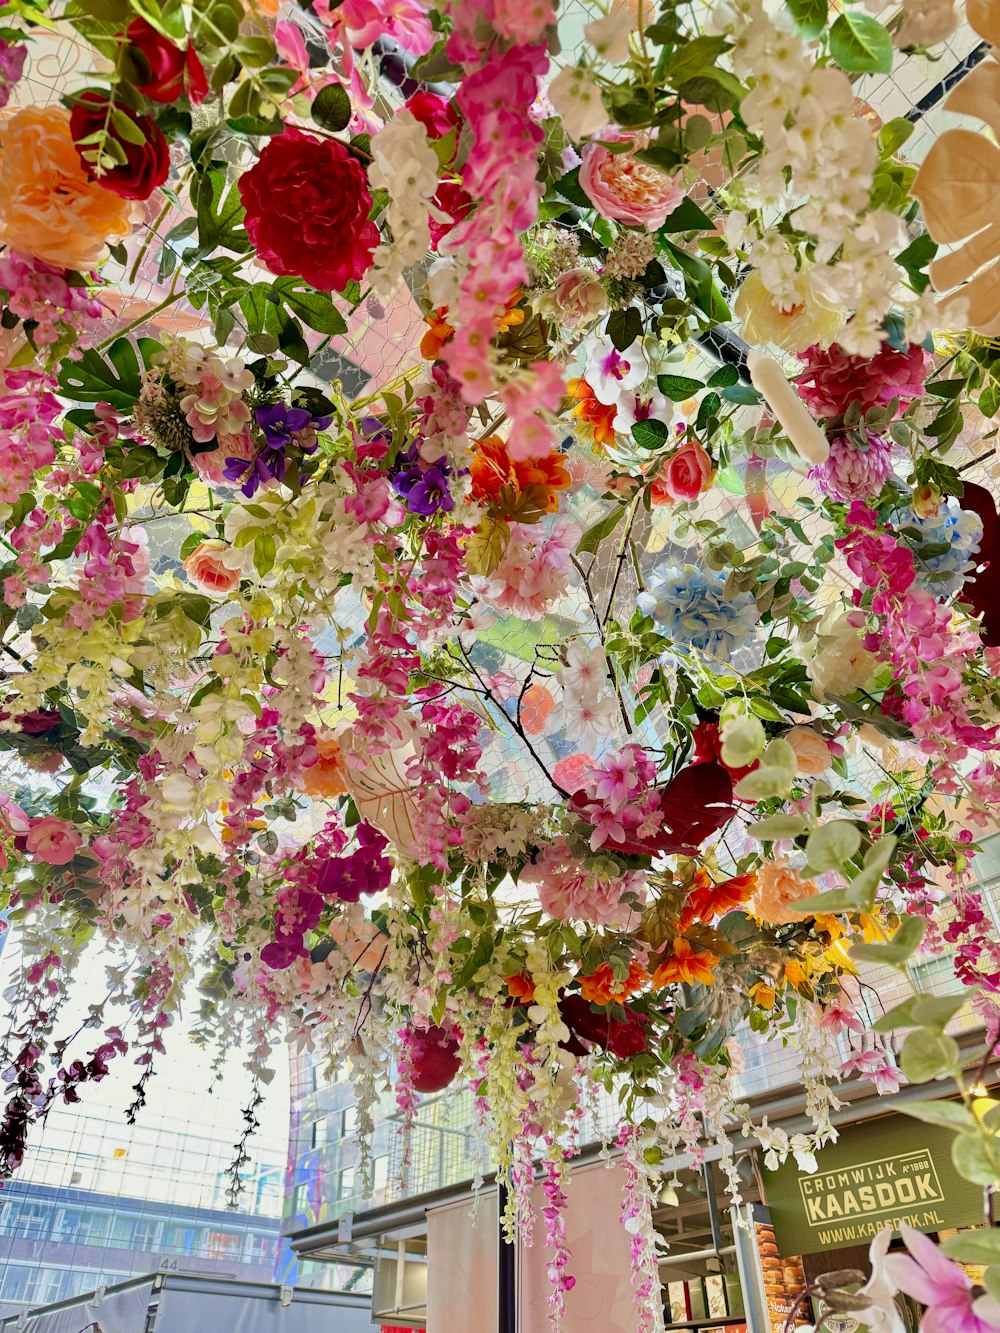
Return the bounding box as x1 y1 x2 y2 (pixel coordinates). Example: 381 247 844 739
901 498 983 598
637 562 758 661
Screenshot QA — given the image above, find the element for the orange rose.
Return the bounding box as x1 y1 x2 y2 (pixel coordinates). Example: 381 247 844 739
652 936 718 987
182 540 241 595
0 107 134 270
520 683 555 735
300 731 348 799
749 860 818 924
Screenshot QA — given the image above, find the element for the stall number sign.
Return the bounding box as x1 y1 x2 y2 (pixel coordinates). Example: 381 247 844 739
766 1110 983 1255
799 1149 945 1243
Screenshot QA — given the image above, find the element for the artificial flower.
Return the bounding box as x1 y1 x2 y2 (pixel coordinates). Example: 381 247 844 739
238 129 379 292
468 434 570 514
579 132 683 230
0 106 134 269
182 540 242 596
749 861 818 924
578 958 649 1005
784 725 831 777
568 377 618 446
653 440 715 504
653 937 718 987
796 342 929 419
25 816 83 866
300 731 348 799
125 18 208 104
809 433 894 502
70 92 170 202
548 65 609 141
734 270 843 353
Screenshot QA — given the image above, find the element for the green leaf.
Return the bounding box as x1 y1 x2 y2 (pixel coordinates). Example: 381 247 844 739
663 35 730 86
554 166 591 209
829 11 893 73
911 991 972 1028
57 337 162 410
785 0 828 38
942 1229 1000 1266
733 765 793 801
465 518 510 577
657 373 703 401
864 833 898 874
952 1133 1000 1186
873 997 918 1032
899 1029 959 1083
631 419 670 450
879 117 914 157
607 307 643 352
722 383 761 406
747 814 809 840
178 593 212 626
311 82 352 133
275 282 348 335
900 1098 976 1132
179 532 204 561
577 506 627 556
658 197 714 233
805 815 864 869
707 364 739 389
794 880 871 914
193 169 250 256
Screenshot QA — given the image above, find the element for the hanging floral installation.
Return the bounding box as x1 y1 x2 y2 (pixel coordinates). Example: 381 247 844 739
3 0 1000 1324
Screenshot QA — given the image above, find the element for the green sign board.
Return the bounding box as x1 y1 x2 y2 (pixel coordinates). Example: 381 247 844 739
765 1111 985 1254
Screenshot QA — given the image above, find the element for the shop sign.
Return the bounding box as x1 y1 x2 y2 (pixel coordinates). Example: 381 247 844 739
765 1111 984 1254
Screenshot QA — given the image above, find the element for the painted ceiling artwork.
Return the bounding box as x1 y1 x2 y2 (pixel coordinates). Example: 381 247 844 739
2 0 1000 1326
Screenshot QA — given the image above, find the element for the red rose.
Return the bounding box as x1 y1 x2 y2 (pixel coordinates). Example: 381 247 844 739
404 91 459 143
126 18 207 105
70 91 170 201
238 129 379 293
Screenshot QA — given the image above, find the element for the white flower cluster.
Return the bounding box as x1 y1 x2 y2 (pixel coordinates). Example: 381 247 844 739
368 108 440 296
718 0 921 355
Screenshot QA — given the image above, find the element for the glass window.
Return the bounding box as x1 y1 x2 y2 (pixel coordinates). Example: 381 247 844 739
311 1117 329 1149
13 1201 50 1241
374 1156 389 1191
0 1265 33 1302
53 1208 84 1243
204 1231 241 1260
134 1218 161 1250
244 1233 276 1264
109 1216 137 1248
340 1107 357 1138
162 1223 201 1254
75 1212 110 1246
338 1166 356 1199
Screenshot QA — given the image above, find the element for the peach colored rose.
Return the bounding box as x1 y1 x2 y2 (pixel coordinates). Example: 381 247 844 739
188 429 257 486
0 107 134 271
545 267 606 324
785 725 831 777
749 860 817 924
652 440 714 504
26 815 82 866
579 132 683 230
182 539 241 595
300 731 348 799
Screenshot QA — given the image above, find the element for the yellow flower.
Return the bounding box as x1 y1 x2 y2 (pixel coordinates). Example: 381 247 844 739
783 957 810 989
749 981 777 1009
734 270 843 354
0 106 134 270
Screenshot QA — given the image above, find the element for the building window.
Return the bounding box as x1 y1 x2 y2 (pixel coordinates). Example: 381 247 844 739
338 1167 356 1200
109 1216 138 1249
204 1230 242 1260
311 1117 329 1149
374 1156 389 1191
161 1223 202 1254
134 1219 162 1250
244 1233 275 1264
13 1202 50 1242
340 1107 357 1138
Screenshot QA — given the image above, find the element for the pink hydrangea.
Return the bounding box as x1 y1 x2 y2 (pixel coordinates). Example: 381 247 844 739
477 521 580 620
797 341 929 419
523 835 644 927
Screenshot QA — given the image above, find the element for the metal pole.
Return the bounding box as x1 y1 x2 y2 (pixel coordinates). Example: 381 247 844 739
497 1180 516 1333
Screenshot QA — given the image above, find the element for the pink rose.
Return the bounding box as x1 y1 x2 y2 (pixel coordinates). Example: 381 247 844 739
550 267 606 324
653 440 714 503
188 428 256 486
26 815 82 866
579 132 683 230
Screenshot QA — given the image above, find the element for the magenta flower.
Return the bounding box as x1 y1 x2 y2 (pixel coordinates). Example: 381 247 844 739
884 1226 1000 1333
